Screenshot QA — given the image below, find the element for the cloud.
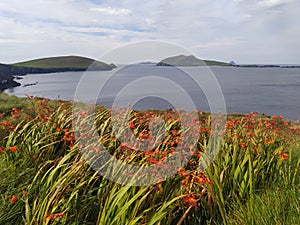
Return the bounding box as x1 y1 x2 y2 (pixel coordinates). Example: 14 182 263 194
60 26 146 37
0 39 39 44
191 38 244 50
0 0 299 64
90 6 131 15
256 0 292 7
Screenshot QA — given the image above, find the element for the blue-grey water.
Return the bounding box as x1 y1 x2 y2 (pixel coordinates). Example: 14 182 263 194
5 65 300 122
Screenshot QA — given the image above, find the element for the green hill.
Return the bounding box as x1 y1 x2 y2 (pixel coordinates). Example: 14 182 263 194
157 55 230 66
12 55 114 70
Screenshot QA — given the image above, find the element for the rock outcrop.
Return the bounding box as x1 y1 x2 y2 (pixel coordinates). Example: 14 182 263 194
0 70 20 91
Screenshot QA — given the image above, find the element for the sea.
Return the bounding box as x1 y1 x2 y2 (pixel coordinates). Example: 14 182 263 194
5 64 300 122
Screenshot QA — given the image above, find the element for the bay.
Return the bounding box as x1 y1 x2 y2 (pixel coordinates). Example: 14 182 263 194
5 65 300 122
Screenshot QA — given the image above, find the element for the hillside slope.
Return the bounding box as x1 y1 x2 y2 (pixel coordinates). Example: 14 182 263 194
12 55 114 70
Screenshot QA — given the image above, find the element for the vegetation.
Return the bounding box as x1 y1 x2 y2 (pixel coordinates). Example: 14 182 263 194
0 93 299 224
11 56 111 69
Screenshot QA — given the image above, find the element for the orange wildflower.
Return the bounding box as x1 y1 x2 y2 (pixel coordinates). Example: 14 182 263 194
10 195 18 204
45 213 65 221
172 130 178 136
247 131 253 137
0 147 6 153
281 153 289 160
9 146 17 153
182 194 199 208
153 185 162 192
149 158 159 164
239 142 247 148
128 121 135 129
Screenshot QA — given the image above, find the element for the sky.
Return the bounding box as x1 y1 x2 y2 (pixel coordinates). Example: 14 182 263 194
0 0 299 64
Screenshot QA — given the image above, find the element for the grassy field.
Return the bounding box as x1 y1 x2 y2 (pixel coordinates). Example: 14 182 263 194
11 56 108 69
0 93 299 224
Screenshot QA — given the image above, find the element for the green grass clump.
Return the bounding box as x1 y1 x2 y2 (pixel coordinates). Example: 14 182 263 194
227 185 300 225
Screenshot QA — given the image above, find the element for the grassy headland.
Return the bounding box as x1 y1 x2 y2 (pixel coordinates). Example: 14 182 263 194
0 56 116 90
0 93 299 224
12 55 115 70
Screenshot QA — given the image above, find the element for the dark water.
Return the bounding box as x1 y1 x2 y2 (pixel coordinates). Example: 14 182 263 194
5 65 300 122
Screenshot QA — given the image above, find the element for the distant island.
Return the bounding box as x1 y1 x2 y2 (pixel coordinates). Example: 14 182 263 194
12 55 116 71
157 55 230 66
0 56 116 90
156 55 300 69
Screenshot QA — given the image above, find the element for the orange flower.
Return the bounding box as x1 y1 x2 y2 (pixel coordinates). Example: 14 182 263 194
45 213 65 221
239 142 247 148
172 130 178 136
10 195 18 204
128 122 135 129
281 153 289 160
9 146 17 153
153 185 162 192
0 147 6 153
182 194 199 208
149 158 159 164
247 131 253 137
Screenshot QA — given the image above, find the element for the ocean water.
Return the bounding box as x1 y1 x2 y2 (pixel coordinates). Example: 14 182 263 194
5 65 300 122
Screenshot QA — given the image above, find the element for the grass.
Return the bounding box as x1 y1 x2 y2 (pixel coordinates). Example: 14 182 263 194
227 185 300 225
226 142 300 225
0 92 299 224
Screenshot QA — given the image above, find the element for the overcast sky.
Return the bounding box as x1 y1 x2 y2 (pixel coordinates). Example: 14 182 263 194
0 0 299 64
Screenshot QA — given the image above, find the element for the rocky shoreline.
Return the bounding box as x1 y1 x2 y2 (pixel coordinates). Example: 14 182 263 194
0 70 21 91
0 61 116 91
233 64 300 68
